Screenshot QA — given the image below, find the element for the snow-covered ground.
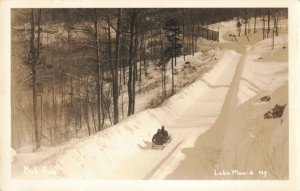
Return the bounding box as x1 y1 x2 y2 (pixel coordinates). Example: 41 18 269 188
237 34 288 106
12 47 240 179
134 45 220 113
12 17 288 181
167 18 288 180
214 33 288 179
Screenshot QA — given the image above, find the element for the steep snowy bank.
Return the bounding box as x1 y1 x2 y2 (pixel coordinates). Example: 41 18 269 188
167 32 288 180
12 49 240 179
215 34 288 179
237 34 288 106
215 83 288 179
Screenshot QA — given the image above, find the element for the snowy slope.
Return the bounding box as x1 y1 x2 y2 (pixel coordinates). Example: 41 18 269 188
12 48 241 179
12 17 288 181
166 20 288 180
215 83 288 180
237 34 288 106
215 33 288 179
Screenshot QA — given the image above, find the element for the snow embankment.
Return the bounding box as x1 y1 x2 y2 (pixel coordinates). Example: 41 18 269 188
215 34 288 179
216 83 288 179
12 48 240 179
237 34 288 106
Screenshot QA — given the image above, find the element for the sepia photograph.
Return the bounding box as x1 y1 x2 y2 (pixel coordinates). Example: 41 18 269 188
1 0 299 190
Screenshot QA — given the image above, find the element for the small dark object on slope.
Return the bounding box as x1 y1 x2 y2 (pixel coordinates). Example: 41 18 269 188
264 104 287 119
260 96 271 102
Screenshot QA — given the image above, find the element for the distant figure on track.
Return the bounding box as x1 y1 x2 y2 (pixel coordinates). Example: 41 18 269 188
237 19 242 37
152 129 164 145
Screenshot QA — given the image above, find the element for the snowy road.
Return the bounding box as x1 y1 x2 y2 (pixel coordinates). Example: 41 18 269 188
109 50 241 179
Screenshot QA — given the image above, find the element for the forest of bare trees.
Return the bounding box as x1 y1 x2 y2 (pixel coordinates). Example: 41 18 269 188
11 8 287 151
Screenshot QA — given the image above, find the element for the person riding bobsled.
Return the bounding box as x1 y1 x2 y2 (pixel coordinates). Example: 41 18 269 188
152 125 170 145
152 129 164 145
161 125 169 143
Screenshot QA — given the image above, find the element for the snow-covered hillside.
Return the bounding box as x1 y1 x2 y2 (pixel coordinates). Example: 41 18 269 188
167 19 288 180
237 34 288 106
215 34 288 179
12 16 288 181
12 47 241 179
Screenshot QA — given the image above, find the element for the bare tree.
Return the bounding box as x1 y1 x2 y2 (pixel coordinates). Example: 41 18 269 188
29 9 42 150
126 9 137 116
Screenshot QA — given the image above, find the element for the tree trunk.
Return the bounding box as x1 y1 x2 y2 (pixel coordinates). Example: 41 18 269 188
248 18 251 34
127 11 135 116
154 44 157 67
69 78 73 124
182 19 185 61
30 9 40 150
171 39 175 94
78 82 82 130
89 99 96 134
254 12 257 34
100 77 105 127
275 14 279 36
106 12 117 125
139 33 143 82
144 32 147 76
52 68 57 143
132 17 138 114
85 84 91 136
195 23 199 52
161 67 164 99
272 17 275 49
267 10 270 38
191 25 194 56
175 30 177 66
150 29 153 59
94 9 102 132
109 32 114 101
263 15 265 40
122 58 126 85
244 17 247 35
113 8 121 124
60 72 64 126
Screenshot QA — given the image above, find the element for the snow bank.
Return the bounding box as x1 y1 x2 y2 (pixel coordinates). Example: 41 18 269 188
215 34 288 179
237 34 288 106
156 49 239 121
216 83 288 179
203 49 238 85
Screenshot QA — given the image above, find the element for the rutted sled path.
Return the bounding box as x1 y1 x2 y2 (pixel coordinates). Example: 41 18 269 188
12 49 241 179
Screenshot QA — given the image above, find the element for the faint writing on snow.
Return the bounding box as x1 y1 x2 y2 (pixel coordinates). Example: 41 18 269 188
214 169 268 177
24 165 57 176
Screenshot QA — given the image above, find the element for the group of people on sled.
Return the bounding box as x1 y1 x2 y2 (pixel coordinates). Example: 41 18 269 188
152 125 170 145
